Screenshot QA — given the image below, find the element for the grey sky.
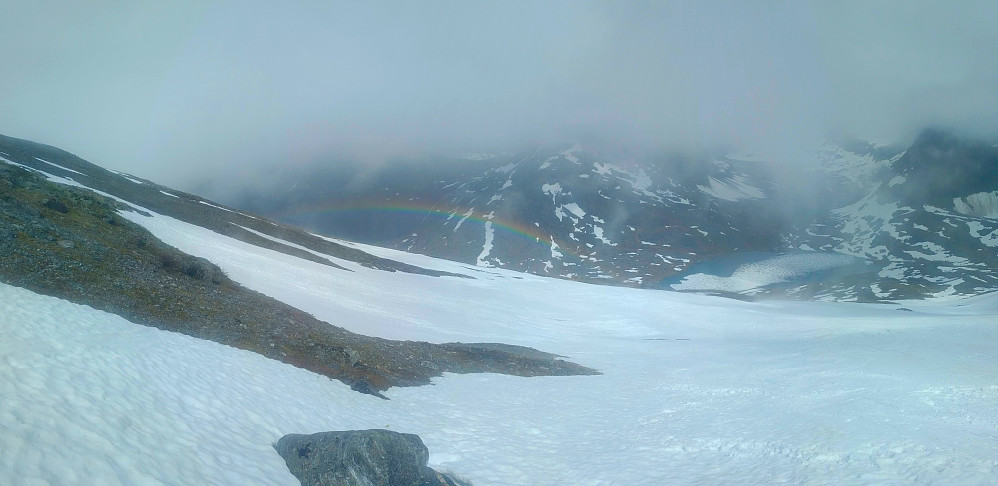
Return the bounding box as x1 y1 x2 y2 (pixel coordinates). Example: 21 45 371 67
2 1 997 187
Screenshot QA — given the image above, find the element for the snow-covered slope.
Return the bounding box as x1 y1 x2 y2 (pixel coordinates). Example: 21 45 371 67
207 130 998 301
669 252 863 295
789 129 998 300
3 133 998 484
226 145 787 287
4 211 998 484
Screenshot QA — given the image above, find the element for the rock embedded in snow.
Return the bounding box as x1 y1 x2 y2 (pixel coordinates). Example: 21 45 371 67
274 430 469 486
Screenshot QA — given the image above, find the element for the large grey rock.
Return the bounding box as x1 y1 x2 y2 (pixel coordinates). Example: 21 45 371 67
274 430 470 486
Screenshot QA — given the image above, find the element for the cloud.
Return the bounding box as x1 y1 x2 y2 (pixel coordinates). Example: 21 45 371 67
1 1 996 188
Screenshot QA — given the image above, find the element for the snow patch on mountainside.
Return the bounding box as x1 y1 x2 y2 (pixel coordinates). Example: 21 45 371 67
818 144 901 193
697 174 766 201
34 156 84 175
563 203 585 219
671 253 858 293
476 221 494 266
954 191 998 219
593 226 616 246
452 208 474 232
541 183 562 204
120 173 145 184
549 237 563 259
832 190 914 259
1 155 39 173
904 241 971 264
967 221 998 247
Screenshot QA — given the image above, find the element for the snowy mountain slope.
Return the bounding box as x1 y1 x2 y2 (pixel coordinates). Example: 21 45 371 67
4 224 998 484
0 136 595 396
220 133 998 301
2 132 998 484
0 133 464 279
226 144 790 287
6 128 996 305
788 129 998 300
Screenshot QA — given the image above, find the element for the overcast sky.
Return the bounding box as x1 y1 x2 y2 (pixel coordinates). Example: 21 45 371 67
2 1 997 187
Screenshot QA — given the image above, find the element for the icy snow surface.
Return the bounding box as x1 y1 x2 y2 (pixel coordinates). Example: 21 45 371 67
562 203 585 219
120 174 145 184
954 191 998 219
452 208 473 232
696 175 765 201
34 157 84 175
671 253 859 293
2 199 998 484
476 221 494 267
198 200 236 213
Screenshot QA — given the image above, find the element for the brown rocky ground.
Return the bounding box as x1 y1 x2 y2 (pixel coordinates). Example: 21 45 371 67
0 161 597 398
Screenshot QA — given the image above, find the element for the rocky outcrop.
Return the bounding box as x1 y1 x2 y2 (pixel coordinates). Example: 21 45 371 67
274 430 470 486
0 147 599 398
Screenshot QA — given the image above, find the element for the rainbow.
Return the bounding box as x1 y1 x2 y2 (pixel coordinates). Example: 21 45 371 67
277 200 580 260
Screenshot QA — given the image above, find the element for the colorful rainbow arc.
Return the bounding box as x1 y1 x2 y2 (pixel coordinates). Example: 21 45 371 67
278 201 580 260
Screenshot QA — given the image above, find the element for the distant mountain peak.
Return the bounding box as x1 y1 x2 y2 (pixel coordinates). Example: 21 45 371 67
188 130 998 301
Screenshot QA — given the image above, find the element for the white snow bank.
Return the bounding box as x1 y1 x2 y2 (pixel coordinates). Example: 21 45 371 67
476 221 494 267
954 191 998 219
562 203 585 219
697 174 766 201
35 157 84 175
671 253 859 293
967 221 998 247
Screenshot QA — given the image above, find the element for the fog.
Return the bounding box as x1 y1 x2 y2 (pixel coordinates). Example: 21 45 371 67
2 1 997 188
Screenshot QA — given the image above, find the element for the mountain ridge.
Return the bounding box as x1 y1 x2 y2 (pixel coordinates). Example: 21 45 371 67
215 129 998 301
0 133 598 397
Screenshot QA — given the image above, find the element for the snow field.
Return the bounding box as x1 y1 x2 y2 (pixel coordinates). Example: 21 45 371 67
697 174 766 201
671 253 860 293
1 200 997 484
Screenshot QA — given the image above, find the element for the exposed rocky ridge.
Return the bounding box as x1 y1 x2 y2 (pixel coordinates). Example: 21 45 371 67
0 134 468 279
887 128 998 207
0 156 597 397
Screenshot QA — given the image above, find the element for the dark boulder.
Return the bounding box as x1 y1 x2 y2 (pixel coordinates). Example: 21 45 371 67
158 253 224 284
43 198 70 213
274 430 470 486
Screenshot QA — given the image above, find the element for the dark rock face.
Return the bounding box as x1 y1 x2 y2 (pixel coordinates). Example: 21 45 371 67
886 127 998 206
274 430 470 486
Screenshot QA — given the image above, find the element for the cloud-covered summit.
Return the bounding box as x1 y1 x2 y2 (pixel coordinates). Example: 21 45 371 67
2 1 996 188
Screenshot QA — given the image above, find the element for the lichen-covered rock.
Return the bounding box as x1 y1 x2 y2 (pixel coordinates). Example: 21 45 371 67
274 430 470 486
